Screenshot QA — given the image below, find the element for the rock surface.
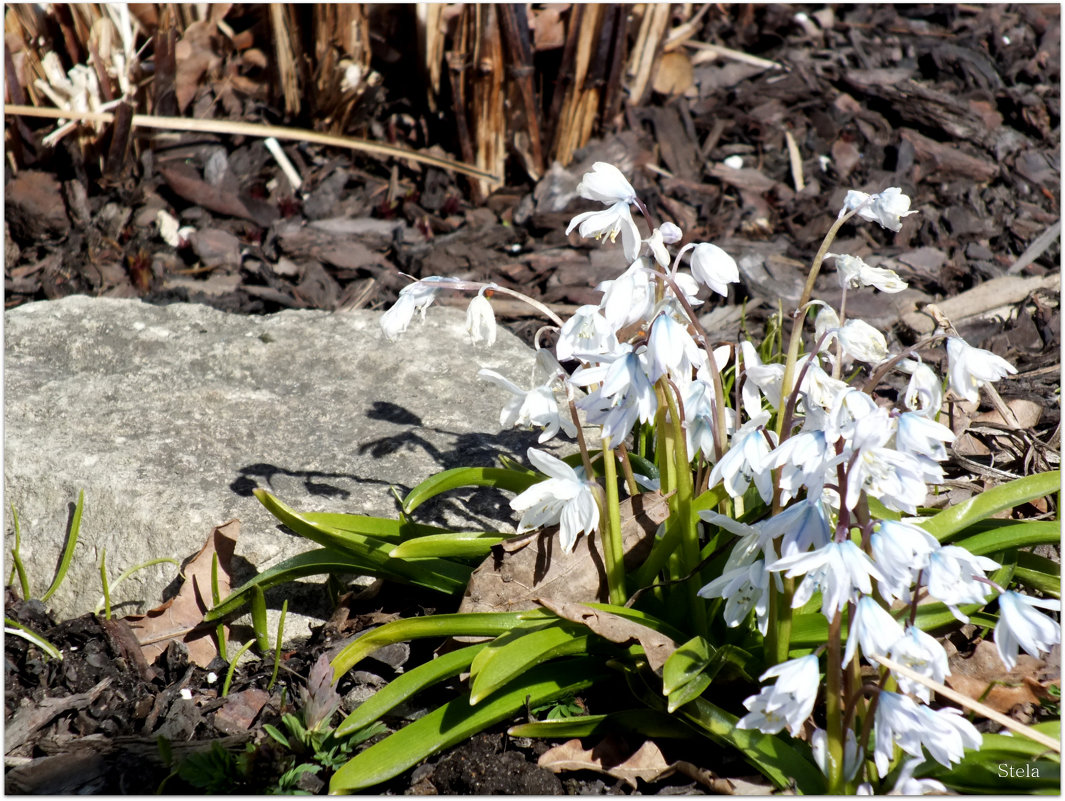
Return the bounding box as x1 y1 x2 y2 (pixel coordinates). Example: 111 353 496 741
5 296 551 641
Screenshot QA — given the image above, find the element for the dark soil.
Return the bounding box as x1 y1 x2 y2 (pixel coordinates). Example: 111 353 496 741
5 3 1060 795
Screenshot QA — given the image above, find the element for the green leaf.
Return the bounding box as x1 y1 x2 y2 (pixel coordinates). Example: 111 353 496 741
206 547 377 621
951 520 1060 556
508 709 695 739
402 467 540 515
1013 550 1061 597
921 471 1060 541
662 635 713 695
665 671 711 713
329 610 551 681
917 730 1060 793
329 657 597 792
4 617 62 660
335 645 482 737
302 512 449 543
40 489 84 602
469 621 592 704
388 531 509 559
254 490 471 595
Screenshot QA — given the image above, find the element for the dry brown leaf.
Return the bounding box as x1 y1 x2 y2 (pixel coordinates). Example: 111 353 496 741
458 492 670 614
538 736 674 789
652 51 694 96
536 599 677 673
945 639 1052 716
123 519 239 668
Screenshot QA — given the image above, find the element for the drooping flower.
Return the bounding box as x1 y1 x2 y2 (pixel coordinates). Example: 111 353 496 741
570 345 657 448
707 417 776 504
811 727 861 783
843 596 905 666
510 448 599 553
698 559 771 633
890 625 951 703
477 368 576 443
924 545 999 622
380 277 461 341
736 654 820 736
914 705 982 771
764 428 836 505
688 242 740 296
842 187 918 232
900 359 944 417
828 253 908 293
994 590 1062 670
883 759 947 796
770 540 885 620
873 691 926 777
833 318 889 365
598 259 656 332
647 310 702 382
566 162 641 261
644 222 682 267
870 519 940 604
945 336 1017 404
895 411 955 461
759 497 833 559
739 341 786 414
465 291 497 346
847 442 932 515
555 305 618 362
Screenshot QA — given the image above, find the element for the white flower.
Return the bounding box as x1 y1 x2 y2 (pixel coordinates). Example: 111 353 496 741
647 311 702 382
874 691 926 777
828 253 908 293
698 559 771 633
915 705 982 771
764 430 837 506
759 497 832 559
924 545 999 622
688 242 740 297
567 163 641 262
844 596 906 666
994 591 1062 670
465 292 497 346
659 221 683 243
847 444 932 515
886 759 947 795
555 305 618 362
811 727 861 782
380 277 460 341
598 259 656 331
477 368 576 444
644 223 681 267
900 359 944 417
870 520 940 604
895 412 955 461
739 341 786 414
890 625 950 702
834 318 889 364
510 448 599 553
814 306 841 352
571 345 657 448
770 540 885 620
707 418 776 504
576 161 637 204
945 337 1017 403
842 187 918 232
736 655 820 736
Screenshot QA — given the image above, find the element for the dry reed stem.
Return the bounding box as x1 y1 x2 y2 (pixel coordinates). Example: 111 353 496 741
269 4 301 115
4 104 500 182
626 3 671 107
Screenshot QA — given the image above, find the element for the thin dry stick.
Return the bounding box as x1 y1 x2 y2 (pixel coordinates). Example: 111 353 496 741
4 104 500 182
870 654 1061 753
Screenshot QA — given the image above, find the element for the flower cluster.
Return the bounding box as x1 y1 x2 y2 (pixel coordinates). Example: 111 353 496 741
379 166 1058 789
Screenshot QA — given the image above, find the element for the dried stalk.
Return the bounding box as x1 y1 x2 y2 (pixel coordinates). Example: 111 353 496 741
626 3 671 107
269 4 301 115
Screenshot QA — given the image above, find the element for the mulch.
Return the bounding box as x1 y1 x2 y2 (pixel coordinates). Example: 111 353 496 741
4 3 1060 795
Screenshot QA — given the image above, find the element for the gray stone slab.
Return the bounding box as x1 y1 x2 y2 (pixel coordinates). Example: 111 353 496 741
5 296 555 641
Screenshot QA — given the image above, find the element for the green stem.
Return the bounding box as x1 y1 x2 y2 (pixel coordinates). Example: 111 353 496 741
825 609 845 794
775 209 856 438
600 437 627 606
764 576 794 666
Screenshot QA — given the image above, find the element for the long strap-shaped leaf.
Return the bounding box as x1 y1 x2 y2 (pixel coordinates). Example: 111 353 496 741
254 490 471 594
921 470 1060 541
329 610 552 681
335 645 482 737
329 657 597 792
205 547 359 621
468 621 592 703
402 466 540 514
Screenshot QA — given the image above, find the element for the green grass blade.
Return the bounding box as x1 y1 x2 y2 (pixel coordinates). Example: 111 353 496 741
389 531 509 559
329 611 546 681
40 489 84 602
401 467 540 515
662 635 714 695
329 657 598 792
250 586 270 653
469 622 592 704
921 471 1060 541
4 617 62 660
335 645 482 737
268 600 287 691
254 489 471 594
9 504 31 599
